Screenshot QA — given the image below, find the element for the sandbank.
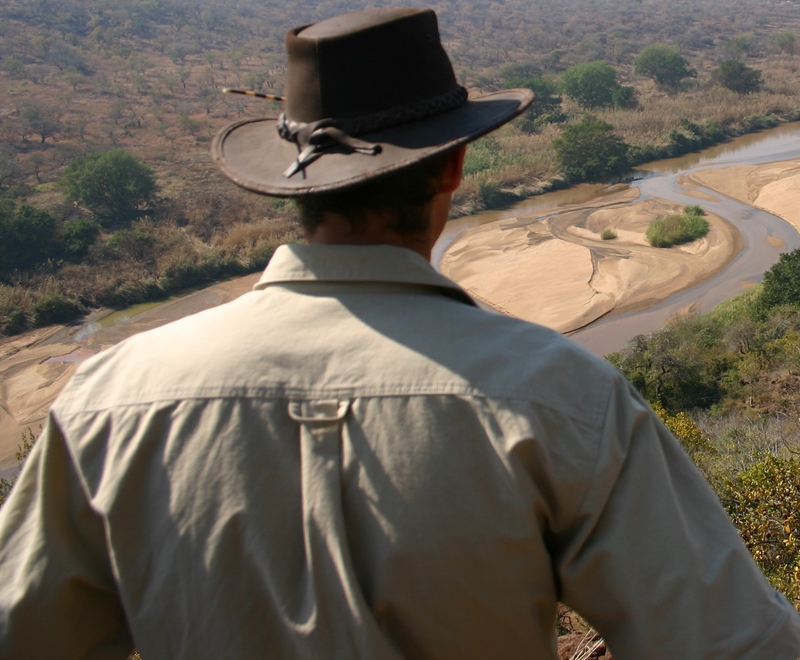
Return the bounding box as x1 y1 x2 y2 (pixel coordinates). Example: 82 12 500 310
441 187 741 333
689 159 800 235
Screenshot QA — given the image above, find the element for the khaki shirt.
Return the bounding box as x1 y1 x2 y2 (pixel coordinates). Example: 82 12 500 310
1 244 799 660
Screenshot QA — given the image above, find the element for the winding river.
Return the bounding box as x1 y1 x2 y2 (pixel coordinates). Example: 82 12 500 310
434 121 800 356
3 123 800 473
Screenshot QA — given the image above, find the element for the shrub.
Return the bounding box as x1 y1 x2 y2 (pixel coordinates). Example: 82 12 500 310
30 293 84 326
758 248 800 311
560 61 621 109
600 228 617 240
722 455 800 601
646 205 709 247
635 44 697 89
712 60 763 94
60 218 101 260
553 118 630 182
59 149 158 225
0 202 58 276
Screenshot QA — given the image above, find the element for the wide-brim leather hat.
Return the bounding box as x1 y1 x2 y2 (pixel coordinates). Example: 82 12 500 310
212 8 534 197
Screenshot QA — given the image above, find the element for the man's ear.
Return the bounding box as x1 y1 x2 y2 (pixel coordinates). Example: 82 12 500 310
439 145 467 194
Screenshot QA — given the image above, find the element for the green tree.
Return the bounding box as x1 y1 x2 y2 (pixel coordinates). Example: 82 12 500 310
635 44 696 89
0 202 58 275
560 61 621 109
712 60 763 94
505 74 565 131
758 248 800 310
60 149 158 225
553 118 630 181
60 218 101 260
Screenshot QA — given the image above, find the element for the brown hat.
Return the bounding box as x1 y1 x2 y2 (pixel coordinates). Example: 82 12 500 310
212 8 534 197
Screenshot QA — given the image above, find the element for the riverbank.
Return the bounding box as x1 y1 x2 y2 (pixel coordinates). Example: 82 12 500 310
5 154 800 471
0 273 261 477
688 159 800 236
441 186 741 333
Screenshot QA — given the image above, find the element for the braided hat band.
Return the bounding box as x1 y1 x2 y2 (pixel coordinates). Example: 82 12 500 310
211 9 534 196
277 85 469 178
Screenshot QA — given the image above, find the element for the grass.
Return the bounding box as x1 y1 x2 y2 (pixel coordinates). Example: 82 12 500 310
600 228 617 240
646 205 709 247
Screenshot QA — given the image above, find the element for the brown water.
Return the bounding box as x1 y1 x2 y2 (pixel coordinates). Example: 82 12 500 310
434 122 800 356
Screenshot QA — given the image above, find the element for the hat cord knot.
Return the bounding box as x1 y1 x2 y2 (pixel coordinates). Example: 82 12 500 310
277 85 468 178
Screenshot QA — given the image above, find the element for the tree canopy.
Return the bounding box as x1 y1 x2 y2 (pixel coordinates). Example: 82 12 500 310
0 200 58 275
60 149 157 224
560 61 634 110
553 117 630 181
712 60 763 94
635 44 696 89
759 248 800 310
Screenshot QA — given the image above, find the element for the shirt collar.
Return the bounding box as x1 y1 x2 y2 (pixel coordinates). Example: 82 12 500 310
255 244 476 307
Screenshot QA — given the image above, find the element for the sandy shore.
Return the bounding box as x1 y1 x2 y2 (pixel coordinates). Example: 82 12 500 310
689 159 800 235
441 186 742 333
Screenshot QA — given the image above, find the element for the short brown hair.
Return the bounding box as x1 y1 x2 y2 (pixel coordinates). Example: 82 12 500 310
295 153 450 236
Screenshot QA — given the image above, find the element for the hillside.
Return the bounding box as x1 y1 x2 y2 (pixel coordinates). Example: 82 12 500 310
4 0 800 335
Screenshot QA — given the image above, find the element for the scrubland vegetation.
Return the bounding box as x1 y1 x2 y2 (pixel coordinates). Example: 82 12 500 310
3 0 800 333
611 250 800 602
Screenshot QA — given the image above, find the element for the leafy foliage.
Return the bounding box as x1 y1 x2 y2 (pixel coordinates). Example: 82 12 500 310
560 61 625 110
553 118 630 182
646 205 709 247
600 228 616 240
758 248 800 311
712 60 763 94
60 149 158 225
722 456 800 602
635 44 697 89
504 71 565 131
61 218 101 260
0 201 58 276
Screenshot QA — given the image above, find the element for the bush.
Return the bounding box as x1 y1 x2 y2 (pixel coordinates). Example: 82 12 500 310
553 118 630 182
30 293 84 326
0 202 58 276
600 228 617 240
758 248 800 311
635 44 697 89
646 205 709 247
560 61 621 109
60 218 101 260
722 455 800 601
59 149 158 225
712 60 763 94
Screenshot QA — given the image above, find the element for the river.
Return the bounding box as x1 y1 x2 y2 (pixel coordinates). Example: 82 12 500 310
434 121 800 356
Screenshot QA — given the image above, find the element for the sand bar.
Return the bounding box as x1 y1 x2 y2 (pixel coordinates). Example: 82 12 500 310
442 187 741 333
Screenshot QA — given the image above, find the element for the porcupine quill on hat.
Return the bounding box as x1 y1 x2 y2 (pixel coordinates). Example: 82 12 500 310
211 7 534 197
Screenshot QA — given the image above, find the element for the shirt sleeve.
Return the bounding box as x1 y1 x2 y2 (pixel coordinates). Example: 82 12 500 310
555 374 800 660
0 414 133 659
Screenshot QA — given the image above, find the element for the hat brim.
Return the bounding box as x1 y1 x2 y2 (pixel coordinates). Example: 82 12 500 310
211 89 534 196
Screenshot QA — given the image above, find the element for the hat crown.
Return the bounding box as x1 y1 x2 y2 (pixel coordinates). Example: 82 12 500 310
285 8 459 123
